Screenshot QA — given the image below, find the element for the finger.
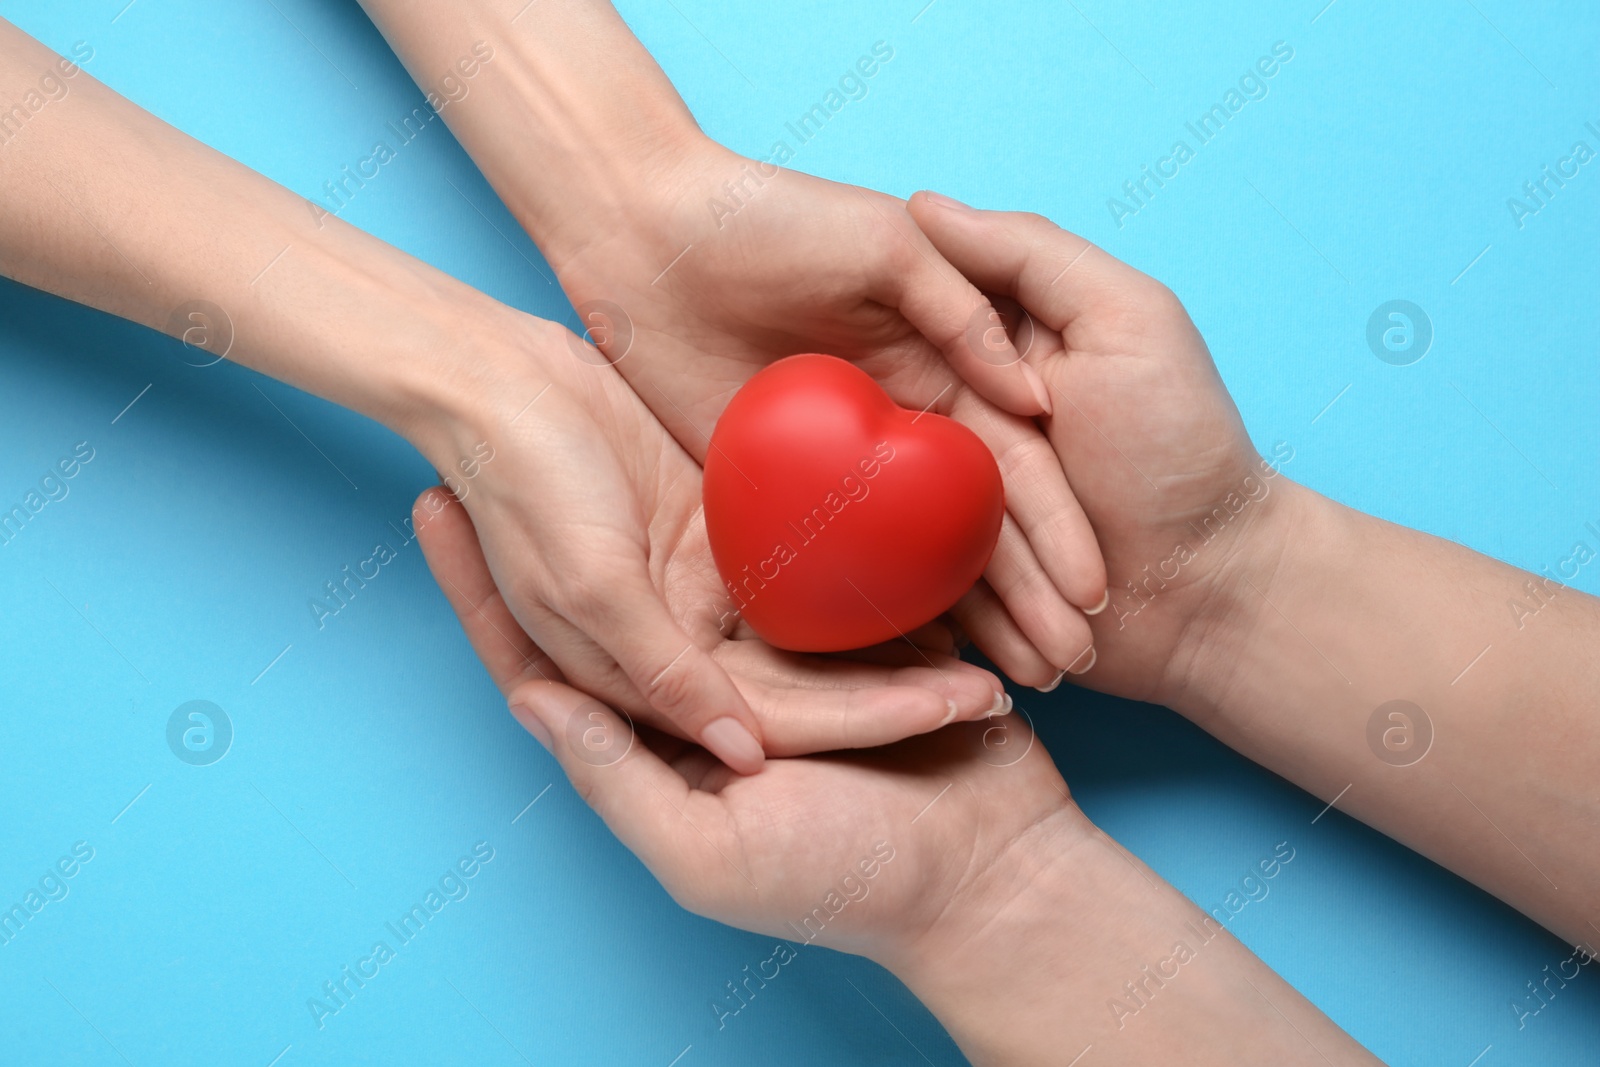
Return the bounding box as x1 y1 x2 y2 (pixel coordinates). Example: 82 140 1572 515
948 579 1062 689
867 199 1053 417
506 679 709 877
983 513 1096 679
413 488 563 692
733 678 1008 755
948 389 1108 611
906 193 1146 335
554 565 767 776
941 611 971 650
716 641 1009 749
903 619 958 656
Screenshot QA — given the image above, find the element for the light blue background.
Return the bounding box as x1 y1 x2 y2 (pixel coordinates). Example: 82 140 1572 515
2 1 1596 1064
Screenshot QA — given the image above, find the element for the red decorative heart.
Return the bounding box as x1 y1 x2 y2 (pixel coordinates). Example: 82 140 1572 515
703 354 1004 652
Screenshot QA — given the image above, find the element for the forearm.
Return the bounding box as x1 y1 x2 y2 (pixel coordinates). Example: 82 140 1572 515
0 18 502 450
886 816 1376 1065
355 0 708 269
1173 480 1600 945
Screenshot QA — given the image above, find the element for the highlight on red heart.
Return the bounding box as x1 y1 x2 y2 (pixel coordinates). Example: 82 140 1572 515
703 354 1004 652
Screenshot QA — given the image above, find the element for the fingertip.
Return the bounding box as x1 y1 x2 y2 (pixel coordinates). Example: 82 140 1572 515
411 485 450 534
507 679 558 750
909 190 977 224
1061 560 1112 613
700 716 765 776
509 699 554 750
1034 670 1066 694
1019 360 1052 416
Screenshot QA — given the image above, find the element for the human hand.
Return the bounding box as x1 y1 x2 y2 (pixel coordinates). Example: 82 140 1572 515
416 490 1380 1067
906 197 1298 706
910 200 1600 950
540 144 1108 687
407 320 1010 775
413 480 1081 963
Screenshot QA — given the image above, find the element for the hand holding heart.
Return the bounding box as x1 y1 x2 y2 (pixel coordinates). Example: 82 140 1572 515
546 146 1106 686
905 196 1278 708
412 496 1083 965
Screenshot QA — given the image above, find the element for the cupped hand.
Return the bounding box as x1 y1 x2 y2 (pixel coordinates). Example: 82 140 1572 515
414 493 1083 961
549 144 1108 687
409 324 1010 774
906 197 1286 705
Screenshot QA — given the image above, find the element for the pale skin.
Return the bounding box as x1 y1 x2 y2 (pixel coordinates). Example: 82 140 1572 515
415 486 1382 1066
6 7 1593 1062
423 194 1599 1059
903 195 1600 950
353 0 1110 688
0 18 1019 774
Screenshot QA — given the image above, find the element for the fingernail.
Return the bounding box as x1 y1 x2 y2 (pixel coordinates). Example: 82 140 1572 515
509 701 552 750
1084 589 1111 616
940 698 960 728
1067 646 1097 675
701 716 765 775
1020 361 1053 415
921 191 970 211
983 690 1013 718
1035 671 1066 694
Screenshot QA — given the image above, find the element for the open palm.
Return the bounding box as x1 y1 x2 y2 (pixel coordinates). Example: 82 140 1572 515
416 490 1077 961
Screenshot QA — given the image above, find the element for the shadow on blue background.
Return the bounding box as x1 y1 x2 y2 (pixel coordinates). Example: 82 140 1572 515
1 1 1596 1064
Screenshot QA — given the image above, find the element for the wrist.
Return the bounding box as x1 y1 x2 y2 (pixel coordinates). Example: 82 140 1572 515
533 133 740 287
386 300 565 479
883 815 1184 1066
1156 476 1337 721
428 5 718 275
879 806 1102 1013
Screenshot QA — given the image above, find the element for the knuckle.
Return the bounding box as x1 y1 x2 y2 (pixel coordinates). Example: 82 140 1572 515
1144 278 1187 317
643 648 701 713
663 871 716 917
990 430 1052 483
548 570 624 626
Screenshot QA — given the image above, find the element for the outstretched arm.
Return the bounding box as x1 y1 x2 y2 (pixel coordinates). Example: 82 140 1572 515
0 19 1012 773
909 195 1600 950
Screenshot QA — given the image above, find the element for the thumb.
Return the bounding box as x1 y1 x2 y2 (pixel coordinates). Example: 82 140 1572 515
906 191 1138 336
507 679 703 876
556 564 767 776
873 198 1054 417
